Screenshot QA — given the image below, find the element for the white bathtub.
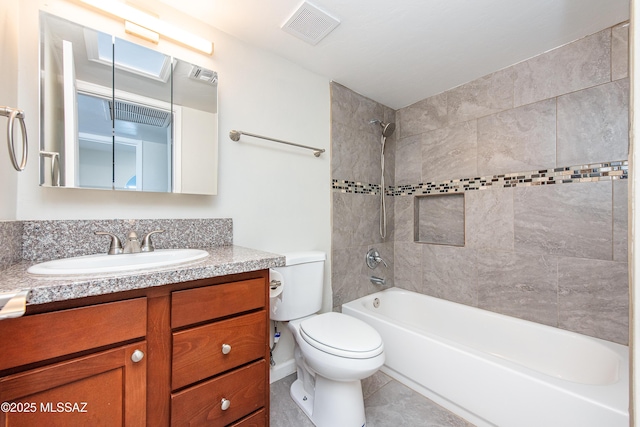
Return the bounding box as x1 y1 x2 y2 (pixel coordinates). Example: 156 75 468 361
342 288 628 427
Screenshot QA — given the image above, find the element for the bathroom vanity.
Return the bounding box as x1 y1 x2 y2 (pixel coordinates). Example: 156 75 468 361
0 244 284 427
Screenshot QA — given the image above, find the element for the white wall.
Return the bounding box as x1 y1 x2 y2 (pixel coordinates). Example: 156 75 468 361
10 0 331 260
631 0 638 422
0 1 19 220
3 0 331 383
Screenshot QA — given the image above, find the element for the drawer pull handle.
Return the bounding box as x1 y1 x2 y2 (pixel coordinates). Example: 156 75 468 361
131 349 145 363
221 343 232 355
221 398 231 411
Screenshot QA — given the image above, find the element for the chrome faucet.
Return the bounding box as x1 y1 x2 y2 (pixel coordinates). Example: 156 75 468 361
96 229 165 255
370 276 386 286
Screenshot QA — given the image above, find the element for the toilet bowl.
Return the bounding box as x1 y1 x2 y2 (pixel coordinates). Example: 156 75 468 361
288 312 384 427
291 312 384 381
269 252 385 427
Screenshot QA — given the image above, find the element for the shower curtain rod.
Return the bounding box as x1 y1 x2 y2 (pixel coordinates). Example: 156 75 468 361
229 129 325 157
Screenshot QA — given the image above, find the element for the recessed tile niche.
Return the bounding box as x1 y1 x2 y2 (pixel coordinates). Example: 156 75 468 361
414 193 465 246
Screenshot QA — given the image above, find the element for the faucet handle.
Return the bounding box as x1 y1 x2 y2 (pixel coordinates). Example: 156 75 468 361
366 248 388 269
95 231 123 255
141 230 165 252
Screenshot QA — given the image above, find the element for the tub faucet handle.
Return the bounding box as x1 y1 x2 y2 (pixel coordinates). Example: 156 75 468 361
366 248 388 269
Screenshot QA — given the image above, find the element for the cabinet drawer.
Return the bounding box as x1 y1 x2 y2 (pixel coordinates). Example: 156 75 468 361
171 360 266 427
0 298 147 371
171 279 266 329
172 311 266 390
229 409 266 427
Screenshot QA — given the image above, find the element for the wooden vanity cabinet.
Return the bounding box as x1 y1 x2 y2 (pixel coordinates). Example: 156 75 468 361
170 277 269 427
0 342 148 427
0 270 271 427
0 298 148 426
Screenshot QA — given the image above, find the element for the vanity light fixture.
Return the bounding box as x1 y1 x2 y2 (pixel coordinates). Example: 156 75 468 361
124 20 159 44
79 0 213 55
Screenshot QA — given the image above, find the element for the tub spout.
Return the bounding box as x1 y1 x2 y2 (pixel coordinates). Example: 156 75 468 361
370 276 386 286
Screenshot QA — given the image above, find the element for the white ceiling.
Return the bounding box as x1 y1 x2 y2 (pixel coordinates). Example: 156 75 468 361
158 0 629 109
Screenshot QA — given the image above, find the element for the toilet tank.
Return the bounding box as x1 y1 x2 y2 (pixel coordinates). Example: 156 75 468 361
269 251 326 321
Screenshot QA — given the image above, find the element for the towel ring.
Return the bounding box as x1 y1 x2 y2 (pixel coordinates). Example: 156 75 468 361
7 109 28 171
1 107 28 171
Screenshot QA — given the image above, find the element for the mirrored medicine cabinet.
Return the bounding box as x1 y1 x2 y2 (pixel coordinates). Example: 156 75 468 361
39 12 218 195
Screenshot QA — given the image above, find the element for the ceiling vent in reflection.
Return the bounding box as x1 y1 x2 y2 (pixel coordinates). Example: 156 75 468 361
107 100 171 127
189 65 218 85
281 1 340 45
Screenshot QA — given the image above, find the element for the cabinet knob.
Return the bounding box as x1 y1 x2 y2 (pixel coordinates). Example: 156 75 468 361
221 398 231 411
221 343 232 355
131 349 145 363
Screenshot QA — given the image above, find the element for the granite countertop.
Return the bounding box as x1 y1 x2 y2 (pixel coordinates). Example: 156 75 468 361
0 246 285 305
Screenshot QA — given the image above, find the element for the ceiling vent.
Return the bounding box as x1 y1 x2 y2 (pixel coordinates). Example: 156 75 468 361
281 2 340 46
189 65 218 85
108 100 171 127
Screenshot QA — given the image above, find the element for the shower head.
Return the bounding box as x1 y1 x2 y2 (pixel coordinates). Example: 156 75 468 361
369 119 396 138
382 122 396 137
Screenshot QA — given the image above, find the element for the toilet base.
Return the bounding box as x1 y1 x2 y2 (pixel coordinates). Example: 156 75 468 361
290 378 314 419
290 375 366 427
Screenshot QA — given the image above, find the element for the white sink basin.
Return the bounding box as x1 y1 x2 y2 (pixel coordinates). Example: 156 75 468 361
27 249 209 276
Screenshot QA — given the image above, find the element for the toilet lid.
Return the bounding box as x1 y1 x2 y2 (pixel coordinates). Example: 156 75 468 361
300 312 383 359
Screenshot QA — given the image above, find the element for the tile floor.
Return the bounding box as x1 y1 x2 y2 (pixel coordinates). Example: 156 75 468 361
270 371 476 427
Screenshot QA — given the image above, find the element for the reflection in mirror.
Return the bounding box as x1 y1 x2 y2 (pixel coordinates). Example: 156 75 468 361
113 36 172 192
172 59 218 194
39 12 219 194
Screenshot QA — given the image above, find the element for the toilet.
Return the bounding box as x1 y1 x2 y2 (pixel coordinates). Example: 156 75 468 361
270 251 384 427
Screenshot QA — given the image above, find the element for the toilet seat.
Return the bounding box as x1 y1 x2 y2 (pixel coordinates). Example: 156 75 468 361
299 312 383 359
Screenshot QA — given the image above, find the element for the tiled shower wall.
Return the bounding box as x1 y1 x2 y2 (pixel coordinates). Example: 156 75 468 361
331 83 396 309
394 22 630 345
331 22 630 345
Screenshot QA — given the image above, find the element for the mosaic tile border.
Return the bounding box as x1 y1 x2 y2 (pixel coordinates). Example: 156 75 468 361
332 181 382 194
332 160 628 196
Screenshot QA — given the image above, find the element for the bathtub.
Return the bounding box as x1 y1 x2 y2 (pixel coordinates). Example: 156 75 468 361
342 288 628 427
